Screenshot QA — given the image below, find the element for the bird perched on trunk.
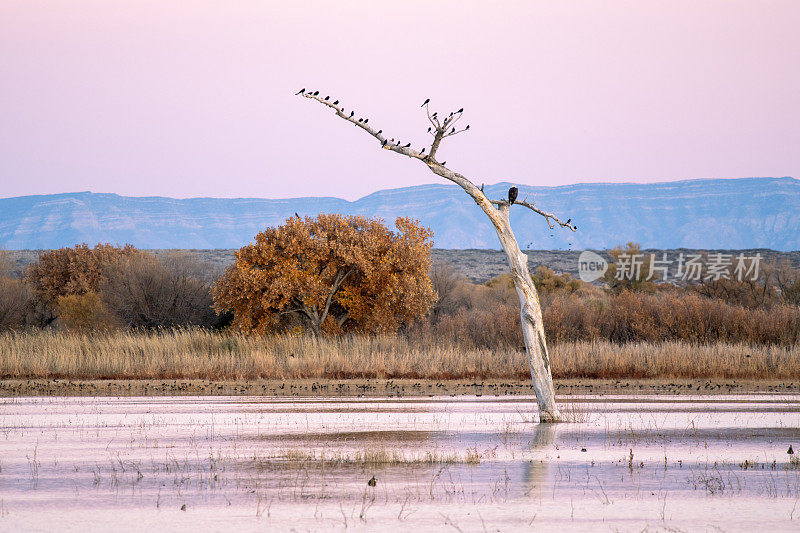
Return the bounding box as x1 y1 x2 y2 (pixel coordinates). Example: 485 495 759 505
508 186 518 205
789 445 795 455
367 476 377 487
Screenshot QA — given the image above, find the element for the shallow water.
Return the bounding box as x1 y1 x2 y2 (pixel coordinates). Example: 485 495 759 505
1 394 799 532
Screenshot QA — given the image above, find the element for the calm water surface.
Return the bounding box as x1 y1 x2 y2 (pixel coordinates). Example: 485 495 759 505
1 394 799 531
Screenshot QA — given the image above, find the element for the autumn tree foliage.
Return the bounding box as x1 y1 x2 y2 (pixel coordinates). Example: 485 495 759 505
25 244 216 331
212 214 437 335
25 244 142 306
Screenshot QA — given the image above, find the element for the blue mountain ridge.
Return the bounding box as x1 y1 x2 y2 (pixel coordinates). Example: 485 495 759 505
1 177 798 251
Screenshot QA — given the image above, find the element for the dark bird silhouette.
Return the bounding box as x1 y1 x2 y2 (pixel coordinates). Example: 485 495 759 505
457 107 463 113
450 127 455 133
295 88 305 95
789 445 795 455
324 96 329 100
295 212 300 219
381 139 387 146
566 218 571 224
421 98 430 107
377 130 382 134
404 143 411 148
367 476 377 487
333 100 339 105
432 112 438 117
363 118 368 124
421 147 425 153
358 118 363 122
466 125 470 130
427 127 432 133
508 186 518 205
349 111 354 118
313 90 319 96
441 161 446 165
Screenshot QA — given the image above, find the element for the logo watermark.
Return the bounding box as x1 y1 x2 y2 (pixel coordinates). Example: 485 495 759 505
578 250 608 282
577 251 763 283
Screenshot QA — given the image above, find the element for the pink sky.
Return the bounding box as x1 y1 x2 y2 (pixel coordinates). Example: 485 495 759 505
1 1 798 200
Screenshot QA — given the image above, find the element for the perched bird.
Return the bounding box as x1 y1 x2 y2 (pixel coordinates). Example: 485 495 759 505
566 218 571 224
364 118 368 124
789 445 795 455
324 96 330 100
432 112 438 117
421 147 426 153
358 118 363 122
457 107 463 113
421 98 430 107
466 125 470 130
349 111 354 118
508 186 518 204
441 161 446 165
377 130 382 134
295 88 305 95
295 212 300 219
333 100 339 105
381 139 387 146
313 90 319 95
367 476 377 487
404 142 411 148
450 127 455 133
427 127 432 133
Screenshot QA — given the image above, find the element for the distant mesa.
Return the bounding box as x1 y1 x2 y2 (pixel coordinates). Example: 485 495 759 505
0 177 798 250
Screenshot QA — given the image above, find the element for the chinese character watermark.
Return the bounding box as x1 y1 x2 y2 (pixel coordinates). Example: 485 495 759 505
576 251 762 283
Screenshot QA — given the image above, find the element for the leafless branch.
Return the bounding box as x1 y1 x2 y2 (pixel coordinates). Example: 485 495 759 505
300 92 575 232
488 199 576 230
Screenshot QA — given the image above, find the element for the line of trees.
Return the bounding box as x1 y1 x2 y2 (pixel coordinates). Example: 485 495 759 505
1 233 799 346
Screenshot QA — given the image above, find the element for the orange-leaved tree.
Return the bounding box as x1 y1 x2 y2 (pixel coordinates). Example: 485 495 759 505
212 214 436 335
26 243 143 306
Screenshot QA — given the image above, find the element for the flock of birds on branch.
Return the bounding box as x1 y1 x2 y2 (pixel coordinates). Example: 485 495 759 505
295 88 472 164
295 87 577 232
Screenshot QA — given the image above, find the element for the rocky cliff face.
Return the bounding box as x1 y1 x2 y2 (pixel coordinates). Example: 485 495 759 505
1 177 798 250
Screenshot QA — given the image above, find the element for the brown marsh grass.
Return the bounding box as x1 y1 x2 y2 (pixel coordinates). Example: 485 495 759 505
1 329 798 380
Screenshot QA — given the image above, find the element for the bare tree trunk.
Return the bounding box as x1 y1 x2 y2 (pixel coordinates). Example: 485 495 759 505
300 91 575 422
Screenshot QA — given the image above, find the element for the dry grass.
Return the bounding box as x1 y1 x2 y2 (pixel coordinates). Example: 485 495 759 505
1 329 799 381
272 446 482 465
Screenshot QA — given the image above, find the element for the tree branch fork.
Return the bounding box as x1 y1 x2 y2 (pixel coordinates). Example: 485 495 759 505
298 91 576 232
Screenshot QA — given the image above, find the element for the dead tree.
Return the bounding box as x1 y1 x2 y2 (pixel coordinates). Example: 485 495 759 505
299 90 575 422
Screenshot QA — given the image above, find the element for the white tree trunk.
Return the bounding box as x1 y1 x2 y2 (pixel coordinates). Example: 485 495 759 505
492 205 561 422
301 92 570 422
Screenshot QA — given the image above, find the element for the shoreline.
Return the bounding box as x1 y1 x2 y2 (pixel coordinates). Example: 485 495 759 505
2 378 799 398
